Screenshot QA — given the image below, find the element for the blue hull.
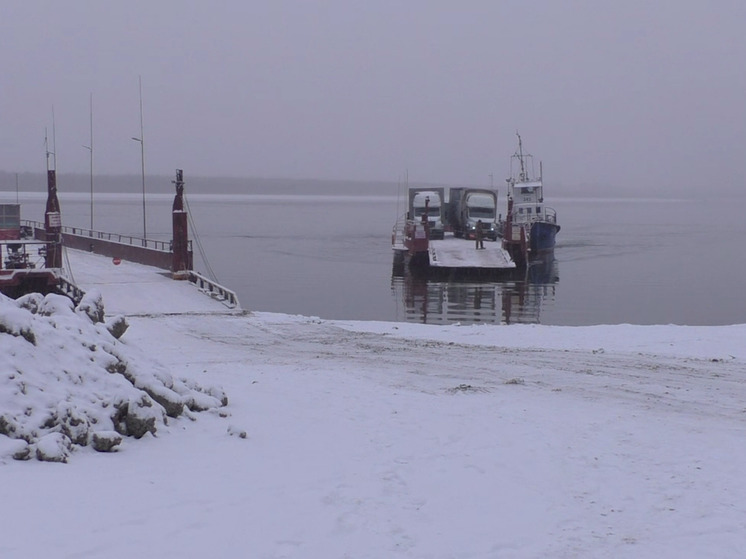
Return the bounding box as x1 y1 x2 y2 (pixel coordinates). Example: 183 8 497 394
530 221 560 255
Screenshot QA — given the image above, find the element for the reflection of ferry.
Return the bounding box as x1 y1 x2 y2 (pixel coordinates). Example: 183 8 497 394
391 259 558 325
502 134 560 267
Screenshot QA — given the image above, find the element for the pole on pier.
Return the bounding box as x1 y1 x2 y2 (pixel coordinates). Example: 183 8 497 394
44 170 62 269
171 169 190 279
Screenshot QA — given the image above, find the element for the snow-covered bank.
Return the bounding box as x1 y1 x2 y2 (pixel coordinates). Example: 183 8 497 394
338 317 746 361
0 291 227 462
2 250 746 557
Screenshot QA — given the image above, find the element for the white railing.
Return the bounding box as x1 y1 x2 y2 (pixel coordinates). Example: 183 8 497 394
187 271 240 309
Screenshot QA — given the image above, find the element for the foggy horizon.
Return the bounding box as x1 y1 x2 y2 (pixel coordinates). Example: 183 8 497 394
2 2 745 196
2 169 736 200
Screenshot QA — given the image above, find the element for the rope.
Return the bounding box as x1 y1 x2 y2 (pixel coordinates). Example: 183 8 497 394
183 192 218 282
60 239 75 284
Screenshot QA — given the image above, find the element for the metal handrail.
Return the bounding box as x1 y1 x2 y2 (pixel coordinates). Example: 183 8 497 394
392 214 407 248
510 207 557 225
21 220 192 252
187 270 240 309
57 275 86 305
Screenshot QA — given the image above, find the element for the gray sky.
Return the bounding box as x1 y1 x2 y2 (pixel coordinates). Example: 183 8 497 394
2 1 745 193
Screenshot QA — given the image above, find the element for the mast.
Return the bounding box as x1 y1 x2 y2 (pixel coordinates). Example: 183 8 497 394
516 131 526 181
539 161 543 202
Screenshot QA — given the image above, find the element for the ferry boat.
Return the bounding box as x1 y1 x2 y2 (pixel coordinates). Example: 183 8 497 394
392 187 515 274
502 134 560 266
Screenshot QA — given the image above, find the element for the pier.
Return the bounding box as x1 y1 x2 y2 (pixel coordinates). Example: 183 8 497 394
1 169 238 309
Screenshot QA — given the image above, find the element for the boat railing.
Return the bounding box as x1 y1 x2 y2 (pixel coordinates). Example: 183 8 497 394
0 238 48 270
543 207 557 224
511 207 557 225
392 214 408 248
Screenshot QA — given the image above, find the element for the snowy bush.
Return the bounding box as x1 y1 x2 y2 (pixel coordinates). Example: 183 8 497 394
0 291 228 463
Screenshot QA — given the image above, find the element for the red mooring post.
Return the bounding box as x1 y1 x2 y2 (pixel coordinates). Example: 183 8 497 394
171 169 189 279
44 169 62 268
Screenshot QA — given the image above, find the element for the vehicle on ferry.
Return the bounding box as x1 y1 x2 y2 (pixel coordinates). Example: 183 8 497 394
409 188 445 240
446 187 500 241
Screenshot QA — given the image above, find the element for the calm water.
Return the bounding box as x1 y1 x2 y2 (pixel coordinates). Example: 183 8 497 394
7 187 746 326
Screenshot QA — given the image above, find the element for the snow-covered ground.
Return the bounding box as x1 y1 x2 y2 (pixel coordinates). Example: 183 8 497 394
2 249 746 558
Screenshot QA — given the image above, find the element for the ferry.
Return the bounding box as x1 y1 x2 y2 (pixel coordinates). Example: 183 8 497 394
392 187 515 274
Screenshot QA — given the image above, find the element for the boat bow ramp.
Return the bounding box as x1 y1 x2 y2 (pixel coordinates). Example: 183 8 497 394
427 238 515 269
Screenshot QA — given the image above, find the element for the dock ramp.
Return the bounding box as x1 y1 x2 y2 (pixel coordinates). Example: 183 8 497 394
428 238 515 269
64 248 241 316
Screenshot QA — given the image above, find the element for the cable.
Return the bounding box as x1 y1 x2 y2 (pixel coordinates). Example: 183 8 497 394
61 239 75 284
183 192 218 282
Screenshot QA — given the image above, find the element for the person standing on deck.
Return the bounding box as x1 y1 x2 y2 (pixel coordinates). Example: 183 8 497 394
475 220 484 249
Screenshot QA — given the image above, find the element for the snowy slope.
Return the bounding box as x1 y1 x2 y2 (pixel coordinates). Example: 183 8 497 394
2 249 746 557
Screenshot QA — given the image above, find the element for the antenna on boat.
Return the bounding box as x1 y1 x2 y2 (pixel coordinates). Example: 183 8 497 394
539 161 544 202
516 131 526 181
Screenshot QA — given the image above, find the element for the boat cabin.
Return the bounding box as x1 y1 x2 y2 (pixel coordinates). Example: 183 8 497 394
507 180 557 226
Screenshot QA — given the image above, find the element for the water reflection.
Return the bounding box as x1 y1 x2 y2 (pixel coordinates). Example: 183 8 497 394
391 258 559 325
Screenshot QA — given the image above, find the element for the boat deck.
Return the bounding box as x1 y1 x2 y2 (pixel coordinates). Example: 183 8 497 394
427 237 515 269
